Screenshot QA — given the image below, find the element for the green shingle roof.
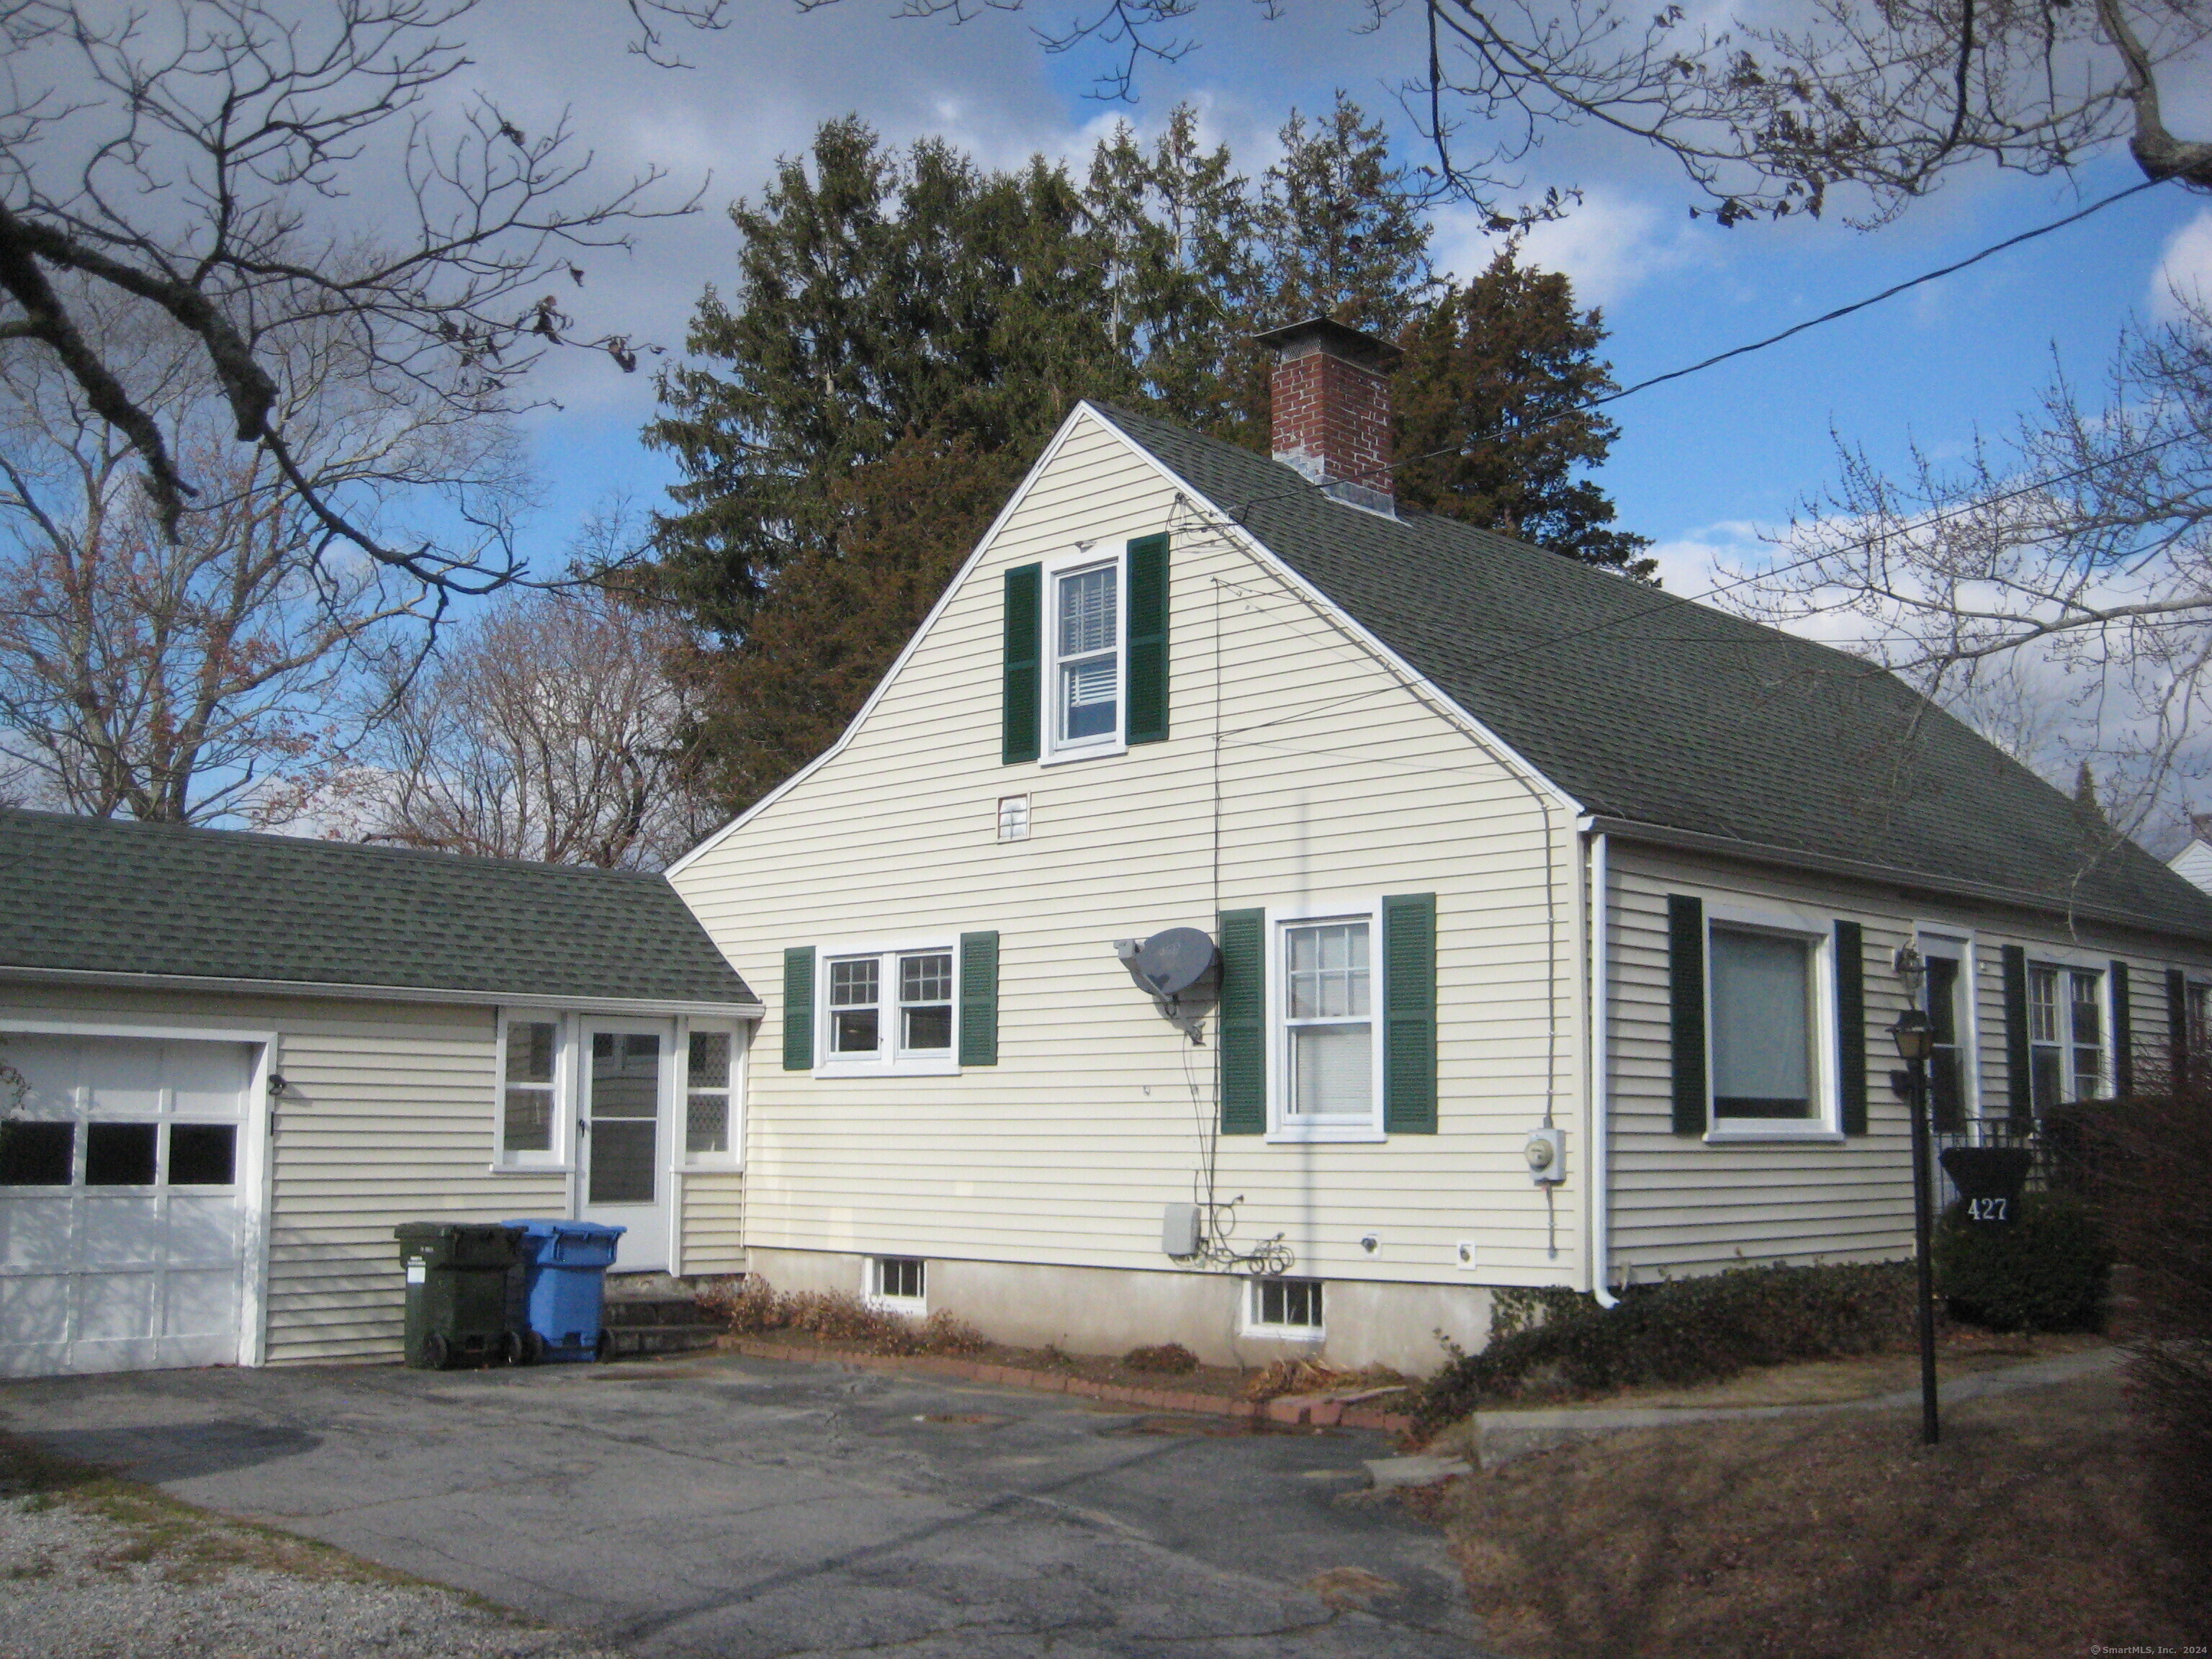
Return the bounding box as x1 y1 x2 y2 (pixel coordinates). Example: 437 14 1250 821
1093 403 2212 940
0 808 757 1006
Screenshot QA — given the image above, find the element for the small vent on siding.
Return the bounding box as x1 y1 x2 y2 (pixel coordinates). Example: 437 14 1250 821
997 794 1031 841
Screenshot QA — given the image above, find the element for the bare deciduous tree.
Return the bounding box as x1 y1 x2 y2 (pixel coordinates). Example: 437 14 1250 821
813 0 2212 223
0 0 705 588
1732 294 2212 839
0 285 516 824
347 582 714 868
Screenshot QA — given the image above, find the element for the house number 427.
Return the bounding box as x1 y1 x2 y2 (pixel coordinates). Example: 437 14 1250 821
1966 1197 2010 1223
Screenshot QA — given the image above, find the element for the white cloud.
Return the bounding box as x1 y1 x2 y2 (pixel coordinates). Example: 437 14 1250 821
1432 188 1707 307
2149 207 2212 321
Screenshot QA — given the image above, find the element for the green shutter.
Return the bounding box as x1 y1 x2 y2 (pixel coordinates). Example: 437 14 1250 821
959 932 999 1066
1218 908 1266 1135
1002 564 1041 765
782 946 815 1071
1126 534 1169 745
1668 895 1707 1135
2168 967 2190 1088
2002 945 2031 1125
2110 959 2133 1097
1382 892 1438 1133
1835 920 1867 1136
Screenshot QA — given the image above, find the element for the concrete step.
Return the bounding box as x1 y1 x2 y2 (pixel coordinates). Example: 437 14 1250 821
603 1322 721 1359
602 1294 715 1328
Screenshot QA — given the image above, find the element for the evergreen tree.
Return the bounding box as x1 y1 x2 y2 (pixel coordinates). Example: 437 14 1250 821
1257 95 1434 336
1392 251 1655 579
646 107 1650 814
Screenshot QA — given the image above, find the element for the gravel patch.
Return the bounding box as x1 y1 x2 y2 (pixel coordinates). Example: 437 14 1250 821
0 1491 624 1659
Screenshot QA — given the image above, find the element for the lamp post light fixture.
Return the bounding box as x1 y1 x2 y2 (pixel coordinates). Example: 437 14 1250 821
1889 1005 1941 1446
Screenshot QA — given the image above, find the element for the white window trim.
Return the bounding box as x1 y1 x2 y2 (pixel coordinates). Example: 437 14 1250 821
863 1254 928 1315
1241 1276 1326 1341
674 1015 747 1172
814 938 963 1078
2026 958 2110 1105
1699 906 1843 1143
494 1009 572 1171
1914 928 1982 1123
1039 544 1128 765
1265 896 1387 1143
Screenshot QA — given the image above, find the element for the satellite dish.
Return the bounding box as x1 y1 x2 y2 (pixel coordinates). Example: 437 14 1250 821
1133 927 1218 997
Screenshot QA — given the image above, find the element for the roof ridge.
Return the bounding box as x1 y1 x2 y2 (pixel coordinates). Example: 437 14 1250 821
0 804 672 884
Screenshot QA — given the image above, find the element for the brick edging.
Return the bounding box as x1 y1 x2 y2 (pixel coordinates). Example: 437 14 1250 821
716 1336 1414 1433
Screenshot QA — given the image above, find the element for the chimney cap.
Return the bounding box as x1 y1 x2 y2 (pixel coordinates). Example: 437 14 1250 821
1253 315 1403 372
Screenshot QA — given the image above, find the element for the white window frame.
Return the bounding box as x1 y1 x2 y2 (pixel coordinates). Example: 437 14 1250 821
1701 901 1842 1143
675 1017 747 1173
1914 929 1981 1124
495 1010 572 1171
1040 545 1127 765
2026 956 2110 1109
814 938 963 1078
864 1254 928 1314
1242 1276 1326 1341
1266 896 1386 1144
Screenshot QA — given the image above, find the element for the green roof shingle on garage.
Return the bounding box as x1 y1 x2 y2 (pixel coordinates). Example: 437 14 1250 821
0 808 757 1007
1093 402 2212 940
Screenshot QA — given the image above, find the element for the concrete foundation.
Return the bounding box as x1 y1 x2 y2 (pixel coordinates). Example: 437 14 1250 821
743 1247 1494 1375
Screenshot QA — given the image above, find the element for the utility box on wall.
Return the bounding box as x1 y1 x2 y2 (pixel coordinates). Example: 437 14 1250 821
1161 1202 1202 1258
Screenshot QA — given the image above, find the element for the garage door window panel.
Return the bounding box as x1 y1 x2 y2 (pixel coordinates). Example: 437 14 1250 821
0 1121 73 1186
84 1122 158 1186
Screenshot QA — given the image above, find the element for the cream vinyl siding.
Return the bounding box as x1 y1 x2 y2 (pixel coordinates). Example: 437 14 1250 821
1604 842 2208 1277
675 407 1589 1291
680 1174 745 1274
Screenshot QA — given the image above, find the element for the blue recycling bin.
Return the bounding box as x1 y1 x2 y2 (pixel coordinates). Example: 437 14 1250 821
504 1220 626 1362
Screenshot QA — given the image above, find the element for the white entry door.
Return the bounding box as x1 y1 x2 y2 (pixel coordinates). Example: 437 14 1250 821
577 1021 672 1271
0 1033 258 1377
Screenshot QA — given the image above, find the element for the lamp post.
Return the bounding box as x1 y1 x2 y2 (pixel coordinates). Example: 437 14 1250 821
1889 1003 1941 1446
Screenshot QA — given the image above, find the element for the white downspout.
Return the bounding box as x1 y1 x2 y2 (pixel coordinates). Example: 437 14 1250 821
1588 832 1618 1308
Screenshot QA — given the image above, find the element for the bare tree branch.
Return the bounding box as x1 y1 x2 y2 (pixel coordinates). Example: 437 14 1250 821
0 1 706 589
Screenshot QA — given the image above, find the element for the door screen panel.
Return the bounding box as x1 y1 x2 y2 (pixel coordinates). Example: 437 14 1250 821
588 1033 660 1205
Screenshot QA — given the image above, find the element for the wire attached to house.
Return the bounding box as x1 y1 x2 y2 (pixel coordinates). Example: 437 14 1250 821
1227 176 2169 520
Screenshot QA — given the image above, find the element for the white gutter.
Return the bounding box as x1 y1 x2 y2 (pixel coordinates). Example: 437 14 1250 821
1588 830 1619 1308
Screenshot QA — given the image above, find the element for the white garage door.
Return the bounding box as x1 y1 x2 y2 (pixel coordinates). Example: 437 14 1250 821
0 1033 259 1377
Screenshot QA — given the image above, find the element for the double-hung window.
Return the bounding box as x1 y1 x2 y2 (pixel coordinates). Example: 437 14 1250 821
683 1025 742 1165
1270 904 1385 1139
1709 926 1820 1121
821 947 958 1074
2028 964 2105 1110
498 1012 565 1168
1047 557 1121 757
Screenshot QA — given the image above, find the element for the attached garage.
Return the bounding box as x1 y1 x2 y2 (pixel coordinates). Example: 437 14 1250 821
0 809 759 1377
0 1032 268 1377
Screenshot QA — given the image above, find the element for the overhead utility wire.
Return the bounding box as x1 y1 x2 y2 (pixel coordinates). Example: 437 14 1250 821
1230 176 2169 519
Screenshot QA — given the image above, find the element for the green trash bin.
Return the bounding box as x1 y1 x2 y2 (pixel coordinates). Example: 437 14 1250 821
395 1222 523 1370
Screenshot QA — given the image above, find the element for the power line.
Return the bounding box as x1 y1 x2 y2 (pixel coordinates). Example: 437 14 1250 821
1231 176 2169 518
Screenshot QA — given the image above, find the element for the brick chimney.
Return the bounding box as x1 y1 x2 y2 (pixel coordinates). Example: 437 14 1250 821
1256 317 1403 516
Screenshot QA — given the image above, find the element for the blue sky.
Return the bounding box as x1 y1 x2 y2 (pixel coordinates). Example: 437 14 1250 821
464 1 2212 598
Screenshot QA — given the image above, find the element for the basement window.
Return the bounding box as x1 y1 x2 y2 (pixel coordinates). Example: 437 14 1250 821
1246 1276 1324 1339
869 1256 926 1311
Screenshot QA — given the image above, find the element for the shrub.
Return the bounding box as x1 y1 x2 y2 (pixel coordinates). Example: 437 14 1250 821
1123 1342 1199 1374
2092 1084 2212 1586
1933 1190 2110 1333
1410 1261 1917 1435
696 1275 986 1357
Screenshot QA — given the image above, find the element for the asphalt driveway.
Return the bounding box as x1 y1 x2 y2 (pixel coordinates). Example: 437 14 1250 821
0 1352 1494 1658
